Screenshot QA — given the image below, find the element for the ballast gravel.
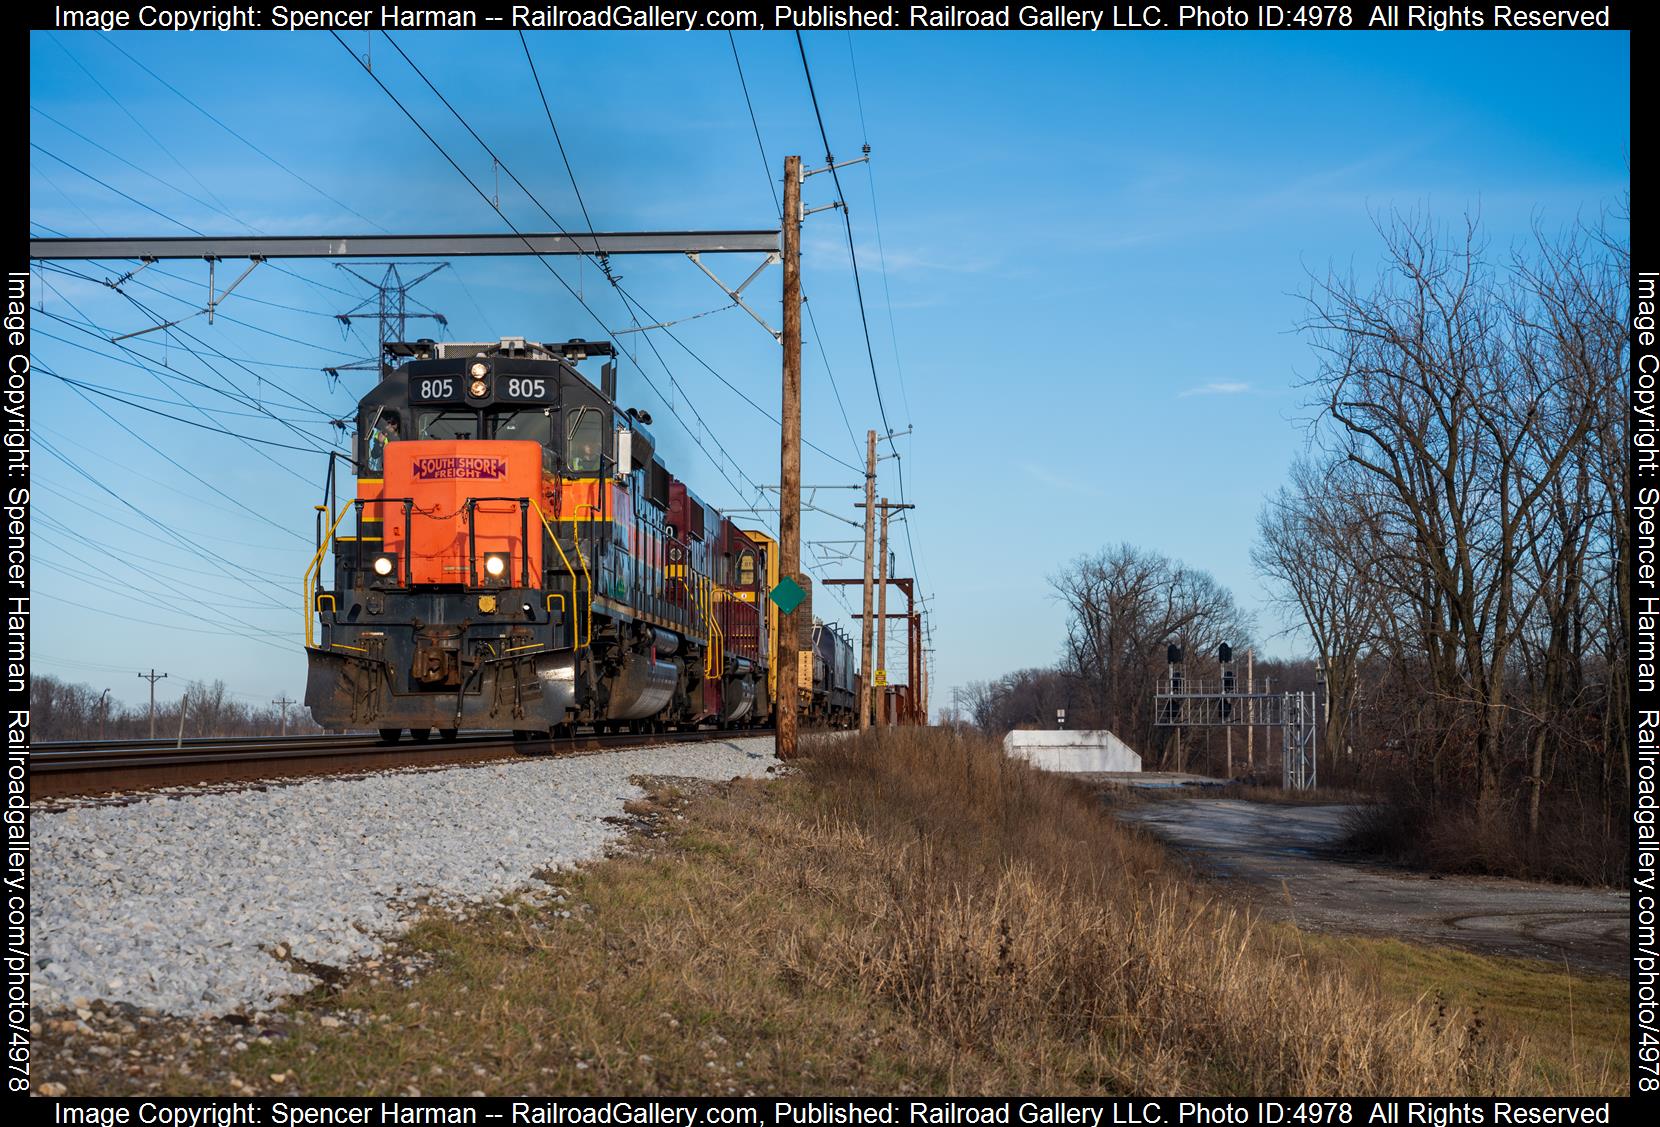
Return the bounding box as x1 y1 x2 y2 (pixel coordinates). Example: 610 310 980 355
32 737 778 1018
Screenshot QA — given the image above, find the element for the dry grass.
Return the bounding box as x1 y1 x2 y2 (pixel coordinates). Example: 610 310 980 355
1210 782 1378 806
1290 932 1626 1093
788 729 1545 1094
125 728 1618 1097
1344 797 1626 887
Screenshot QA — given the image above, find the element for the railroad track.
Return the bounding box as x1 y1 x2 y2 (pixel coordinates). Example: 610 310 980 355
31 727 777 801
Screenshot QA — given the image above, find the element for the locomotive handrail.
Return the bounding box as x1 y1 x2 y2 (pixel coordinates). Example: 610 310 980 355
571 503 603 643
529 499 591 649
702 573 723 678
303 500 356 649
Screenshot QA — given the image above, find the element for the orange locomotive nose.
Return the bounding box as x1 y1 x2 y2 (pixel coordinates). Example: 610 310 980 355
379 439 546 586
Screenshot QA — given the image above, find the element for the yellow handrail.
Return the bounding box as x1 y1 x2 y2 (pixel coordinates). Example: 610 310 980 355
703 573 724 678
530 499 591 648
573 504 602 643
303 501 357 649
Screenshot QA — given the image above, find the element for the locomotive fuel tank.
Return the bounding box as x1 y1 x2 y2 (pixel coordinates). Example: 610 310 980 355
723 672 756 722
605 649 679 720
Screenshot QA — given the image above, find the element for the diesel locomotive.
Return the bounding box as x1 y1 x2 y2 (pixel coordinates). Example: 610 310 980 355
302 336 858 742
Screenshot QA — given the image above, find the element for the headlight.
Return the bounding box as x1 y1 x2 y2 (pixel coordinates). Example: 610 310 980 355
372 555 395 576
469 361 490 379
484 554 508 578
468 377 489 398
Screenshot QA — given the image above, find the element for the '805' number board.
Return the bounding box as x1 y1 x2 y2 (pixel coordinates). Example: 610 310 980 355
495 375 553 402
410 375 462 403
408 372 555 404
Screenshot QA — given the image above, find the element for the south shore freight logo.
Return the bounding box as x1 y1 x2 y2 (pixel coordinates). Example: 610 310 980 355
412 456 509 480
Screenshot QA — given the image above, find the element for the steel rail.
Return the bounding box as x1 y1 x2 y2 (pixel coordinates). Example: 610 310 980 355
30 727 780 800
30 730 517 773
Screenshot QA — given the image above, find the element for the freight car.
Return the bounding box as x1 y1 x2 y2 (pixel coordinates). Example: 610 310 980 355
806 619 858 728
737 527 858 729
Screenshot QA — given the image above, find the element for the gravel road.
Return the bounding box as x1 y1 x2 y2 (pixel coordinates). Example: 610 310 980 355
1115 799 1629 975
32 737 778 1017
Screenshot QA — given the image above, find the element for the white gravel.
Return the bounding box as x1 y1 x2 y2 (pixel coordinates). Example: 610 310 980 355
32 736 778 1018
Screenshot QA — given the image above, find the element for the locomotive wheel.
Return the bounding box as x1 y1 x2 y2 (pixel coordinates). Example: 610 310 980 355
408 728 432 743
438 728 459 742
377 728 401 745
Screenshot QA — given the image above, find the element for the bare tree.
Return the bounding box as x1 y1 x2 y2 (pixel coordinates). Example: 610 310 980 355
30 674 323 741
962 668 1076 736
1284 205 1627 879
1050 544 1252 763
1253 456 1375 774
1300 211 1604 827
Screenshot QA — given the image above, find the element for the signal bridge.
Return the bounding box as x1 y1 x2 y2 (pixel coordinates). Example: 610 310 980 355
1154 680 1320 791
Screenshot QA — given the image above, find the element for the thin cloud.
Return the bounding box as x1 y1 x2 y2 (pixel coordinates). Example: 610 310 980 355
1018 462 1105 497
1179 381 1252 398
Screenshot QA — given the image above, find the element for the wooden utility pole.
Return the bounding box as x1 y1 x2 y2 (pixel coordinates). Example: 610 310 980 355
860 429 876 730
850 497 915 726
877 496 889 726
919 639 929 723
273 694 295 737
138 669 168 740
776 154 803 760
176 689 189 749
908 612 921 721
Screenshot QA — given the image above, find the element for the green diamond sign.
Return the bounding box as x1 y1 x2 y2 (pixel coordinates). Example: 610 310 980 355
769 575 806 615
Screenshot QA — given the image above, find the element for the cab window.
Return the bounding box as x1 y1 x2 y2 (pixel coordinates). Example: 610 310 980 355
417 409 477 440
566 406 603 474
737 551 757 587
363 407 402 473
491 409 550 442
493 409 556 471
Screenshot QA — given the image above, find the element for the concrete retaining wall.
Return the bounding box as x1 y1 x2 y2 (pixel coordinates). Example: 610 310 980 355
1003 729 1142 773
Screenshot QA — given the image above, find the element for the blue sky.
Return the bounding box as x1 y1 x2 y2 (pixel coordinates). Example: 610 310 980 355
27 28 1630 716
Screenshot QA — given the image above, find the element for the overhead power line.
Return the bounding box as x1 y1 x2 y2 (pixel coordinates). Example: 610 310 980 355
99 33 389 232
725 37 861 467
797 35 932 614
330 31 753 499
795 33 894 451
34 277 347 463
31 143 204 234
729 33 782 217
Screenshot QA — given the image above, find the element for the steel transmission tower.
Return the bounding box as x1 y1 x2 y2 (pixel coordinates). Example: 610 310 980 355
326 262 449 382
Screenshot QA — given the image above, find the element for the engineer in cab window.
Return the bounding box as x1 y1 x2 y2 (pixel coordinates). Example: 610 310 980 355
367 411 399 473
567 407 602 473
